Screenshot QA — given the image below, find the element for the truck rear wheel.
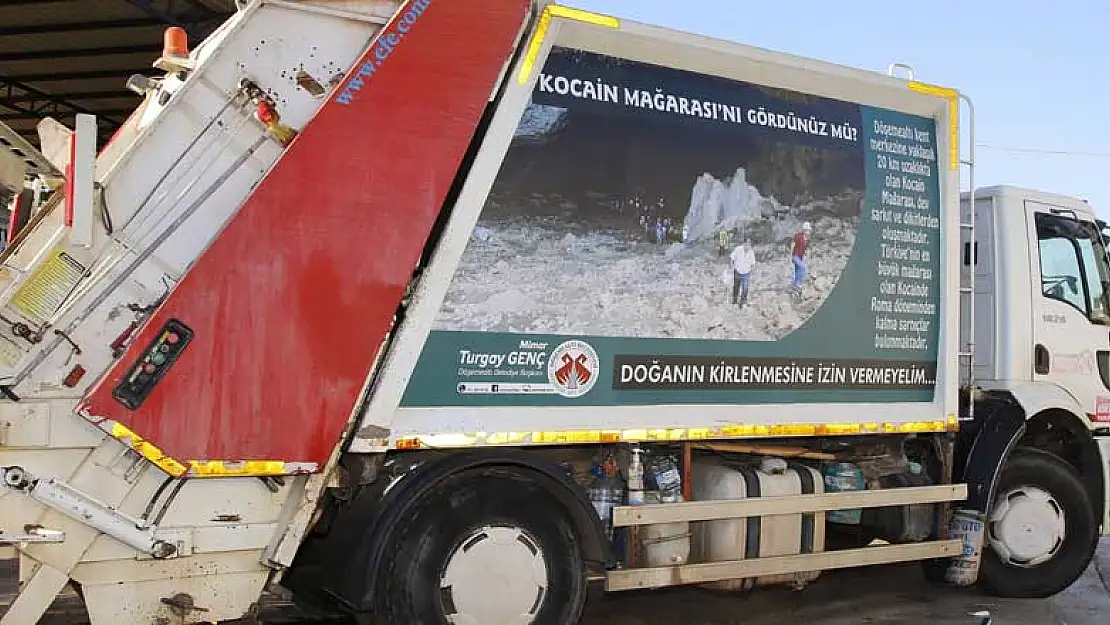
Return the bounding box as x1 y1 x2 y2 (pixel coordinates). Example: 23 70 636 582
978 447 1099 598
373 466 588 625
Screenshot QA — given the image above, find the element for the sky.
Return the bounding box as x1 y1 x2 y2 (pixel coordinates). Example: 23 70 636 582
568 0 1110 217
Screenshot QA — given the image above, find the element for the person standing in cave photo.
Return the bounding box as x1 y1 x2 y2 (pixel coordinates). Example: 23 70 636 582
731 238 756 307
635 197 652 241
790 221 812 296
717 226 731 257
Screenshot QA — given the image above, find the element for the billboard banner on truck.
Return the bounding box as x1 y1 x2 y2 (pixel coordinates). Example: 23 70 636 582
401 46 943 407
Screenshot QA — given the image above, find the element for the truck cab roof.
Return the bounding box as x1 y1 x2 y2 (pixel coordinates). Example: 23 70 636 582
963 185 1099 218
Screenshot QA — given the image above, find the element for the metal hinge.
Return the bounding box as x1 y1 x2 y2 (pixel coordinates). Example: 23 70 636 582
0 525 65 545
2 465 177 559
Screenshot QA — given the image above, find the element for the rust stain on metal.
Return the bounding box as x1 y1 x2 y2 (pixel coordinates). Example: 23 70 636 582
357 424 391 439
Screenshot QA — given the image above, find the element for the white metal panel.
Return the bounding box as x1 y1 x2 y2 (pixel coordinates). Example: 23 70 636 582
151 476 293 525
69 115 98 249
961 194 996 382
992 188 1033 383
75 555 269 624
0 400 103 449
557 16 947 119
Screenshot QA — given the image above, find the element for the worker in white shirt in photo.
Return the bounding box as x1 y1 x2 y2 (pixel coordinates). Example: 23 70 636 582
730 238 756 307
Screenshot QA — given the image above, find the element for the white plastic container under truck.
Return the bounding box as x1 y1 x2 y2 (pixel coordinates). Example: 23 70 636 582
0 1 1106 625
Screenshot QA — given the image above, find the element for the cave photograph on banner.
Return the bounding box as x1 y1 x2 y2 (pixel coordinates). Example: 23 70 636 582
402 45 943 407
434 48 865 342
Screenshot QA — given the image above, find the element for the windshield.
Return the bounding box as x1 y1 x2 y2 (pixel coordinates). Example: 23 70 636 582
1036 211 1110 325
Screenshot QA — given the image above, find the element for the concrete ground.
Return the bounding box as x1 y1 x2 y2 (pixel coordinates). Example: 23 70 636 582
1 539 1107 624
583 539 1110 625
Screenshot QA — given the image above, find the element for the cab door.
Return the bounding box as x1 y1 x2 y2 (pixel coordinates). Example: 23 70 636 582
1029 202 1110 425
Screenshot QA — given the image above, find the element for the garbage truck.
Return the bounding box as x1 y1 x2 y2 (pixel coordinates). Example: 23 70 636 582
0 1 1108 623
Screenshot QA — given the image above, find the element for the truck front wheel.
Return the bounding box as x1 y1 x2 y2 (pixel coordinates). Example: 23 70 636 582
978 447 1099 598
373 466 588 625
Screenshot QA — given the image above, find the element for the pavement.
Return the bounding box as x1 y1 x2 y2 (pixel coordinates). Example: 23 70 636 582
1 539 1107 624
584 538 1110 625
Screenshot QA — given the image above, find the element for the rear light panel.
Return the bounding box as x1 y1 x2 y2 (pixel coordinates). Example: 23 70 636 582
112 319 193 410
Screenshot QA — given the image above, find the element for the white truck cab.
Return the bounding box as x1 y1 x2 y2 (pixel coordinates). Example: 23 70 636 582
964 185 1110 591
971 185 1110 427
969 185 1110 434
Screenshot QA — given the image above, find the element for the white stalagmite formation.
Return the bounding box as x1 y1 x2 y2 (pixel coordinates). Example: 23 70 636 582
682 167 777 243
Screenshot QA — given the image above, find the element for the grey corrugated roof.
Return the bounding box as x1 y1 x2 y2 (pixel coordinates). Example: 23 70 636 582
0 0 234 147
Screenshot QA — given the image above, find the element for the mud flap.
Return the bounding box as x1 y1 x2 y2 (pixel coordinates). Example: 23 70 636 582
960 400 1026 513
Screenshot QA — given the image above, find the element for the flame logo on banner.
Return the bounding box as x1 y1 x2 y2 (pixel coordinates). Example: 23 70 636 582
555 352 592 389
548 340 600 398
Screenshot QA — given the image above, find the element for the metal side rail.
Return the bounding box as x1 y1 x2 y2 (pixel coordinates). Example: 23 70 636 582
611 483 968 527
606 539 963 591
958 91 978 420
605 484 968 592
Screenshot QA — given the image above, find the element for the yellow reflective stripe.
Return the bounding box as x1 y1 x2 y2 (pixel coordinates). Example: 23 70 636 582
517 4 620 85
907 81 959 171
547 4 621 27
110 422 187 477
186 460 290 477
885 420 951 433
106 421 314 478
394 418 958 450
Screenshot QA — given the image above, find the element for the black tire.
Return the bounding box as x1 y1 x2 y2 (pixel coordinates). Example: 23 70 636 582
978 447 1099 598
373 466 588 625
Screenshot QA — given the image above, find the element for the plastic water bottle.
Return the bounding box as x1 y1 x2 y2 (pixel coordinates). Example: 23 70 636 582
587 464 624 540
647 453 683 502
822 462 865 524
627 448 645 505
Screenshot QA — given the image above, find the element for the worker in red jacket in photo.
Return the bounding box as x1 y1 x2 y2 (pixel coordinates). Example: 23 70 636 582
791 221 812 296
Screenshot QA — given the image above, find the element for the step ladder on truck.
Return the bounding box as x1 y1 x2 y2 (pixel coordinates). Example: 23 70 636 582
0 1 1108 623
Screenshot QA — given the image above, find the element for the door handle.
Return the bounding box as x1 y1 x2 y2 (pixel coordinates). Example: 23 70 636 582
1034 344 1050 375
